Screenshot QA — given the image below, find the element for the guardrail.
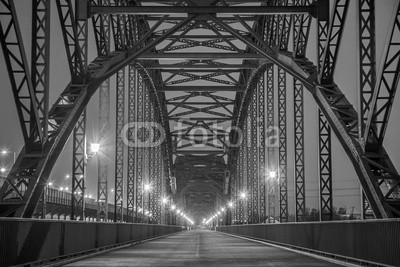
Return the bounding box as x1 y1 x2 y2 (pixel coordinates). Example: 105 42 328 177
0 218 183 266
217 220 400 266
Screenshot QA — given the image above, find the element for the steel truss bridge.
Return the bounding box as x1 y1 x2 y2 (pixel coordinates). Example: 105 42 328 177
1 0 400 265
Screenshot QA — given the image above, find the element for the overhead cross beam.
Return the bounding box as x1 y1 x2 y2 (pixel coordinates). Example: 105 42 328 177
90 5 318 16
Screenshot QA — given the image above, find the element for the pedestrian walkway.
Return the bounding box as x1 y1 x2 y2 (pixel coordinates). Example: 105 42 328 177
65 229 345 266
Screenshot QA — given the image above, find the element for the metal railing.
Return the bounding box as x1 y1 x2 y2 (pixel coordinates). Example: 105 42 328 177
217 220 400 266
0 218 183 266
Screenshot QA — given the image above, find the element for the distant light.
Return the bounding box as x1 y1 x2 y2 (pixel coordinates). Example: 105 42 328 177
1 150 7 155
177 209 181 213
217 212 221 215
221 208 225 212
91 143 100 153
110 189 114 193
65 174 70 179
88 194 92 198
64 187 69 191
84 194 88 198
228 202 233 207
47 182 53 187
171 205 176 210
60 187 64 191
0 167 6 173
240 192 246 199
162 197 168 204
269 171 277 179
80 175 84 179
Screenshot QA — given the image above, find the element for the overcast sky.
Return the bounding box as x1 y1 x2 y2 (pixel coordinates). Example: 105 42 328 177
0 0 399 216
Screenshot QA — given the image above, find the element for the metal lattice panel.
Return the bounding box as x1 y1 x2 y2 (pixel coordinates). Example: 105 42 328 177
127 64 136 222
114 68 125 222
258 74 266 222
278 67 288 222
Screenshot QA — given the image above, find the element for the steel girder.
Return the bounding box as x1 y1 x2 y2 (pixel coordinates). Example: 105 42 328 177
97 79 110 221
135 73 144 221
127 63 136 222
258 74 266 222
266 66 275 221
58 0 90 221
278 67 288 222
71 112 87 220
0 9 185 218
317 12 333 221
114 68 125 222
31 0 51 143
93 0 112 221
0 0 43 145
357 0 376 219
364 2 400 145
90 5 318 16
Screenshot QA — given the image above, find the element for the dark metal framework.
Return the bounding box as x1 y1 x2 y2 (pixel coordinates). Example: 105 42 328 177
114 68 125 222
1 0 400 223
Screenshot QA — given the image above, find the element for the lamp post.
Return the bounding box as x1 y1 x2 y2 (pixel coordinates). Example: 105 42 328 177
71 142 100 221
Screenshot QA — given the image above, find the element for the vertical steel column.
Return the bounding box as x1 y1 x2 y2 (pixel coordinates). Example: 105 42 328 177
293 78 305 222
149 95 156 221
71 111 86 221
135 73 144 221
293 3 306 222
318 111 333 221
251 89 259 223
238 138 244 223
155 143 162 223
127 63 136 222
358 0 376 219
278 67 288 222
114 68 125 222
70 1 88 221
266 66 275 222
244 114 252 224
258 74 266 222
31 0 50 142
144 84 151 222
97 79 110 221
318 16 333 221
94 0 111 222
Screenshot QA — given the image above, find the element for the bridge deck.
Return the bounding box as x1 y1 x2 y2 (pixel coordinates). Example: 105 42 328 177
66 230 341 266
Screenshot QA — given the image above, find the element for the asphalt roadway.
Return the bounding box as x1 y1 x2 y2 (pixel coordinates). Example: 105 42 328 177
65 229 344 267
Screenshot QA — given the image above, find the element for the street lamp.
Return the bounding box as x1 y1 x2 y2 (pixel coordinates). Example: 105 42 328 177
90 143 100 154
0 167 6 173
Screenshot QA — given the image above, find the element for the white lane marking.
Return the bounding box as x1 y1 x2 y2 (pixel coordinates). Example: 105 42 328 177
196 235 200 258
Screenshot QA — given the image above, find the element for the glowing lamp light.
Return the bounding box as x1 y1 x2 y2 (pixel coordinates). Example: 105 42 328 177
240 192 246 199
0 167 6 173
269 171 277 179
47 182 53 187
228 202 233 207
171 205 176 210
144 184 152 191
91 143 100 153
162 197 168 204
1 150 7 155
